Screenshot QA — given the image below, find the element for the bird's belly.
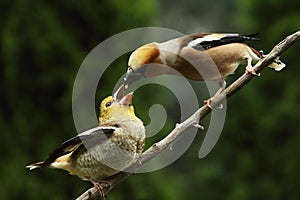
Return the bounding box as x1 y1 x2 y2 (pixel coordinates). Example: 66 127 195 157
173 44 250 80
70 141 138 181
172 53 225 81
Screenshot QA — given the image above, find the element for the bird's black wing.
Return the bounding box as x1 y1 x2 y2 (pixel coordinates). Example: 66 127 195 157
42 126 115 166
189 33 259 51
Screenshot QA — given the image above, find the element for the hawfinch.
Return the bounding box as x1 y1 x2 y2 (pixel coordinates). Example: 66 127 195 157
125 33 285 103
27 85 145 197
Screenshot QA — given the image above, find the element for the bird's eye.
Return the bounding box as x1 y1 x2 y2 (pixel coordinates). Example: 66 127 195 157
105 102 112 107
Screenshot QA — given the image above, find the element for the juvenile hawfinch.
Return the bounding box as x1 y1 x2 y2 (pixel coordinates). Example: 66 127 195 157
125 33 285 104
27 85 145 197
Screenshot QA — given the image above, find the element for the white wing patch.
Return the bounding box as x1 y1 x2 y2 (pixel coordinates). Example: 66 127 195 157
78 126 117 137
187 33 239 48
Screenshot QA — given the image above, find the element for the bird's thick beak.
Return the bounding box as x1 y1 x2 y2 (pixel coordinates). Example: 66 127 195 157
113 84 125 102
112 84 133 106
119 92 133 106
124 67 144 88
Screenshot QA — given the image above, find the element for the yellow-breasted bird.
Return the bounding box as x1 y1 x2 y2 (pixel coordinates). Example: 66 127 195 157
26 85 145 196
124 33 285 106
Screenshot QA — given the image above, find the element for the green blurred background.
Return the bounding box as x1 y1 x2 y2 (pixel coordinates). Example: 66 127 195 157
1 0 300 199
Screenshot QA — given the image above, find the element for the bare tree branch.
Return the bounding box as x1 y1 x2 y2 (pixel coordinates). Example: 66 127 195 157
76 31 300 200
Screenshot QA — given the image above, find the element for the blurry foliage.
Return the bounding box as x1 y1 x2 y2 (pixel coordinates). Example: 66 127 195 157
0 0 299 199
159 0 238 32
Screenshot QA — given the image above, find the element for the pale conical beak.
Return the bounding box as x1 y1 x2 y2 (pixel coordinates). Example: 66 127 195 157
124 67 144 88
119 92 133 106
113 84 125 102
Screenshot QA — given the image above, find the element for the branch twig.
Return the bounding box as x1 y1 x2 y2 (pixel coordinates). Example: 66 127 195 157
76 31 300 200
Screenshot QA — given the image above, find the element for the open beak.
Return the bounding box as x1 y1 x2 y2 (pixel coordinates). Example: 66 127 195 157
112 84 133 106
113 84 125 102
119 92 133 106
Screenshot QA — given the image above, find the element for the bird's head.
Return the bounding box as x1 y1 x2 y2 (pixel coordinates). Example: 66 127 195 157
99 85 136 125
125 42 160 86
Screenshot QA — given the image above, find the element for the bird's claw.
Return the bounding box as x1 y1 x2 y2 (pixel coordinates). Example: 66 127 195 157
137 158 143 166
204 99 223 109
193 123 204 130
91 180 111 198
246 66 260 76
204 99 213 109
259 50 266 58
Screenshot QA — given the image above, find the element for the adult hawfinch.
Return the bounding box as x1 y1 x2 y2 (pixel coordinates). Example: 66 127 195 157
125 33 285 105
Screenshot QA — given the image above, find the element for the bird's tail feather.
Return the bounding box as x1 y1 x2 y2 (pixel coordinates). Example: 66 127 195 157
245 33 260 41
269 58 286 71
26 161 45 170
